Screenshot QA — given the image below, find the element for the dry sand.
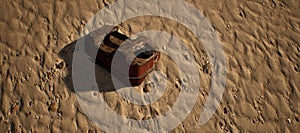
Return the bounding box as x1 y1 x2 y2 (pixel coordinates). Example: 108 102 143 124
0 0 300 132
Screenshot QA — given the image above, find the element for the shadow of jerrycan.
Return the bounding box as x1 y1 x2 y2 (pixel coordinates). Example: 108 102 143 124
85 27 160 87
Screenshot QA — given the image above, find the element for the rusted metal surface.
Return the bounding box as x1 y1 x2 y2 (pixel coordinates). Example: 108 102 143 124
93 29 160 86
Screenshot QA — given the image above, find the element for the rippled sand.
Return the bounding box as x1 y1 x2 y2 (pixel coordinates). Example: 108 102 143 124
0 0 299 132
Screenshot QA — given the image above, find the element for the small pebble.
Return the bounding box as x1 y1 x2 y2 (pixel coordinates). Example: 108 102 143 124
231 114 235 117
81 20 86 25
258 111 261 114
239 10 245 17
227 24 231 29
175 81 180 89
162 46 167 51
287 118 291 124
271 3 276 8
233 95 237 99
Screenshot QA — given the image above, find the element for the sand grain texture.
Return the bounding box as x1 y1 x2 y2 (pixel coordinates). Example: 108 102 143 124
0 0 300 132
